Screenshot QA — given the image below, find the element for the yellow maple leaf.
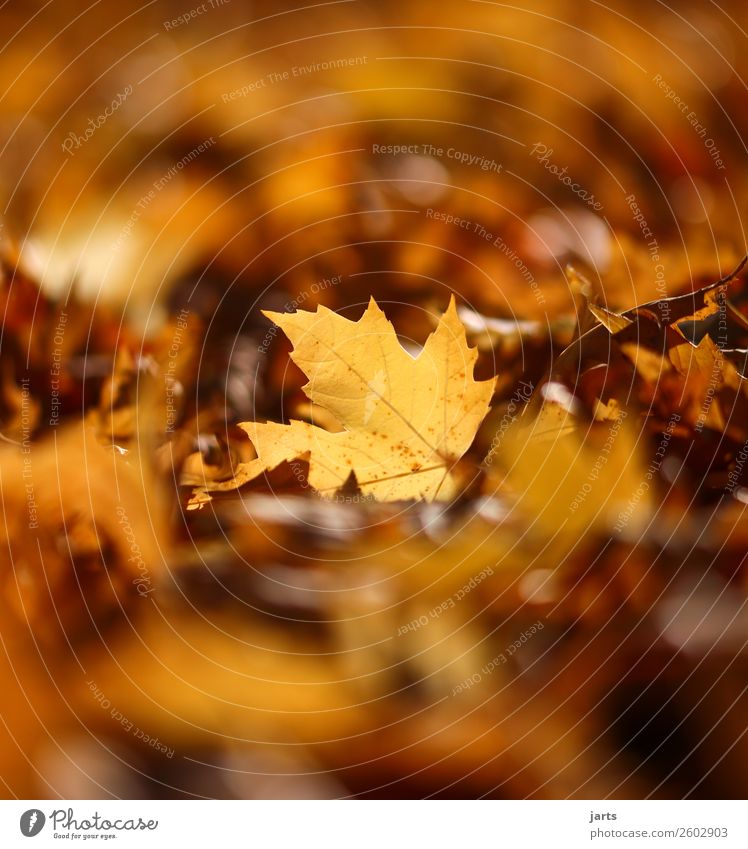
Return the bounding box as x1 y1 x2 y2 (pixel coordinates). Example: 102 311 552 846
194 297 495 503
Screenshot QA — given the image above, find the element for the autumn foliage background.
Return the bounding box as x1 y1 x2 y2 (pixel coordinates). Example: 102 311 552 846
1 0 748 798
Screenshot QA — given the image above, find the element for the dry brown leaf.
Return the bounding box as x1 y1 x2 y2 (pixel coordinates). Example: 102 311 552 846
588 303 634 334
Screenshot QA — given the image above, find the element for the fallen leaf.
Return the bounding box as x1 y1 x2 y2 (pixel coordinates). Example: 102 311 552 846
194 297 495 502
588 303 633 334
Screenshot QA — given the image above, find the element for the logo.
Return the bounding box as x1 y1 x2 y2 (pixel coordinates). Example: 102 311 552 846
20 809 45 837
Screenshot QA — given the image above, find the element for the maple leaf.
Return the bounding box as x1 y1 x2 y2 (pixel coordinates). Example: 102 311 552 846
193 297 495 503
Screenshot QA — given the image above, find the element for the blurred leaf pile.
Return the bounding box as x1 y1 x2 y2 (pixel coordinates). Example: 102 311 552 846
1 0 748 799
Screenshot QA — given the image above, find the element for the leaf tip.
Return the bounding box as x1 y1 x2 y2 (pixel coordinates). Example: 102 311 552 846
261 308 282 324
